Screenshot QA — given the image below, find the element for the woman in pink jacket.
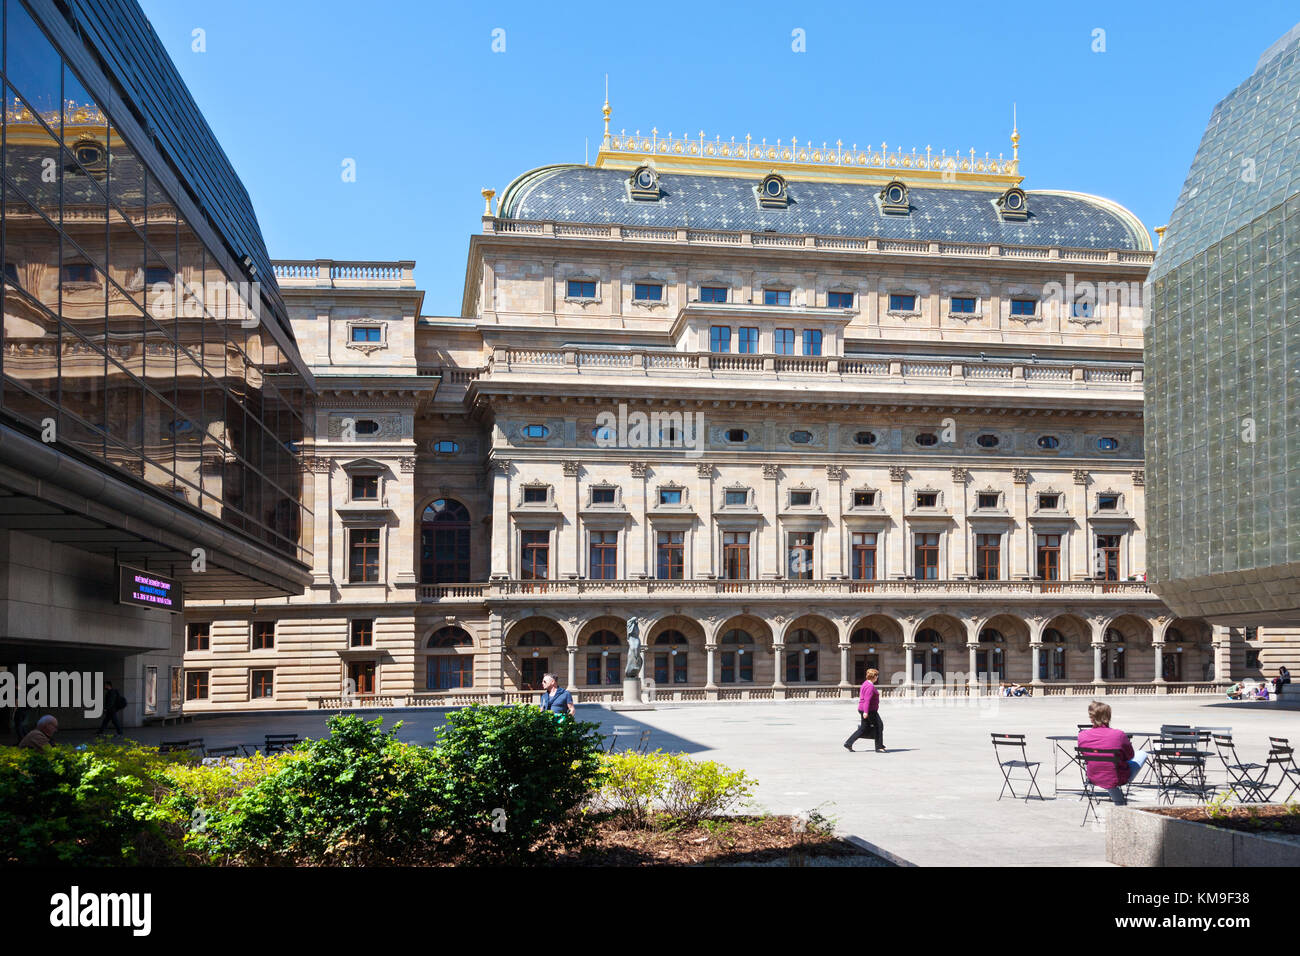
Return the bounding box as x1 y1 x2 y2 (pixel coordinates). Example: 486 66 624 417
843 668 886 753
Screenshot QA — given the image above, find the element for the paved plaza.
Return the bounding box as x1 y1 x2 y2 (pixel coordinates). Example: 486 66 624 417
70 696 1300 867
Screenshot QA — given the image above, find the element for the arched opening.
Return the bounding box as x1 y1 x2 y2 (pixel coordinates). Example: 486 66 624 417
517 629 554 690
653 629 690 685
585 628 622 687
1042 627 1068 681
1103 627 1127 680
420 498 470 584
784 627 822 683
425 626 473 690
719 628 754 684
851 627 881 684
977 628 1006 681
916 627 945 679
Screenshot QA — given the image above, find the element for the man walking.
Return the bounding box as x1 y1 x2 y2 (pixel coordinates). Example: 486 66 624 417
98 681 127 737
843 667 886 753
538 673 575 718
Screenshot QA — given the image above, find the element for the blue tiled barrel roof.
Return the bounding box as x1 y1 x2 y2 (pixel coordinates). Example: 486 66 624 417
501 165 1151 251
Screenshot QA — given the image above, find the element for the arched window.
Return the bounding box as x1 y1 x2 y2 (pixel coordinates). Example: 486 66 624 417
654 629 687 646
427 626 473 648
852 628 881 644
652 629 689 685
916 628 943 643
979 628 1004 643
977 628 1005 680
785 629 820 683
585 629 621 686
1041 627 1067 680
719 629 753 684
420 498 470 584
587 629 620 646
916 627 944 678
518 630 553 647
720 629 754 644
1102 627 1126 679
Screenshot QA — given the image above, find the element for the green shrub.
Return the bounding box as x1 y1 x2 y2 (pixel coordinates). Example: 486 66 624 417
597 751 755 827
202 715 442 865
432 705 604 860
0 744 181 866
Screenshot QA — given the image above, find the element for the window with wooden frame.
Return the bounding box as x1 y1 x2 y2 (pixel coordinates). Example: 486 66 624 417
251 620 275 650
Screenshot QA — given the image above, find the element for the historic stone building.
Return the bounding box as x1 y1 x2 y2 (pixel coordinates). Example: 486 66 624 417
181 113 1261 712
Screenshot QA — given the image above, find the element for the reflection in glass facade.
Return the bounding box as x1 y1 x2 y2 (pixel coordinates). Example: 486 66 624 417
1146 24 1300 623
1 0 309 562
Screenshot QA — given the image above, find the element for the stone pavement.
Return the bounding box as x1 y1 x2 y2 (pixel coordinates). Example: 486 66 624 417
72 695 1298 867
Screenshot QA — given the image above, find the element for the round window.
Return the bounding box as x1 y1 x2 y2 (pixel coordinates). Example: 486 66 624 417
355 419 380 435
853 430 877 446
914 432 938 447
765 177 783 196
725 428 749 443
887 185 904 204
1037 435 1060 450
592 425 616 443
523 424 549 439
433 440 459 453
789 430 813 444
1097 436 1119 452
976 433 1000 448
636 169 655 189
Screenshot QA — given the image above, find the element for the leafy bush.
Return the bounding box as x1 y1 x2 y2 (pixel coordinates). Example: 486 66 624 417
597 751 755 827
0 744 180 866
201 714 442 865
433 704 604 860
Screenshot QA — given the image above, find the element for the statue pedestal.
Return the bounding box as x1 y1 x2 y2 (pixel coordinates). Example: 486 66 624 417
612 677 656 711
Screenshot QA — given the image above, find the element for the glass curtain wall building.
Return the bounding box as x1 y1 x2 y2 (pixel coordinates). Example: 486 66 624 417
1146 23 1300 625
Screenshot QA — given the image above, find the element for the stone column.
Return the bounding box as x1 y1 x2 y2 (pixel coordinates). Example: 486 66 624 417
1153 642 1165 686
705 643 718 692
771 642 786 691
967 642 979 689
903 642 916 687
1092 643 1104 684
566 644 578 692
1212 625 1232 684
838 642 851 688
489 459 511 579
487 612 506 702
1030 643 1042 685
393 457 418 587
889 466 907 577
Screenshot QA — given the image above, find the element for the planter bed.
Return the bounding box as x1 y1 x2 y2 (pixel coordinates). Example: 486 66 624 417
1107 805 1300 867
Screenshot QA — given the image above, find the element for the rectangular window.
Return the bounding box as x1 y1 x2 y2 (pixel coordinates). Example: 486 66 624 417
1071 299 1093 318
186 622 210 652
251 621 275 650
1037 493 1060 510
633 283 663 302
720 650 753 683
591 486 616 504
790 490 813 506
723 531 750 579
737 327 759 353
788 532 814 579
351 474 379 500
977 492 1000 510
349 529 380 582
774 328 795 354
427 656 473 690
567 279 596 298
251 669 274 699
170 667 182 709
851 532 877 580
976 534 1001 581
350 326 381 342
1096 533 1121 580
950 296 976 314
764 289 791 306
709 326 731 353
802 329 823 356
656 530 684 580
520 658 548 691
1097 494 1120 511
700 285 728 303
350 619 374 648
589 530 618 579
1010 298 1037 316
915 492 938 508
523 486 548 503
521 531 550 580
914 533 940 580
853 491 875 508
1036 534 1062 580
889 294 917 312
185 670 209 701
724 489 748 506
583 653 621 686
348 661 376 695
658 488 682 505
827 291 854 309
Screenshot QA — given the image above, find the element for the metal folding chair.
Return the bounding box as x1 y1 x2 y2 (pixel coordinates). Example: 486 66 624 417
1150 737 1211 804
1212 734 1270 802
604 724 633 753
1075 747 1127 826
1267 746 1300 803
991 733 1045 802
633 729 653 755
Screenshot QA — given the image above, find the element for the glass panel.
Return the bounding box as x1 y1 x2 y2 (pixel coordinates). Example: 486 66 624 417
6 3 62 116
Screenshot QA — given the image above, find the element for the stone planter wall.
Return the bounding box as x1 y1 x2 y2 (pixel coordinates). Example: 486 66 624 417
1107 806 1300 866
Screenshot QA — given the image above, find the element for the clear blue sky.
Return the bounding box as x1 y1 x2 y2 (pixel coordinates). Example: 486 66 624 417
139 0 1298 316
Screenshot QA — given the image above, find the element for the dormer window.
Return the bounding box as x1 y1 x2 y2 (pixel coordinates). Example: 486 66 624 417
996 187 1029 222
879 180 909 214
629 165 661 200
758 173 788 208
633 282 664 302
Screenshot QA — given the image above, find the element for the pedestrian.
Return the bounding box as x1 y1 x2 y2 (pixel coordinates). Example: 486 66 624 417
1076 701 1147 805
18 715 58 750
1274 666 1291 697
538 672 575 718
12 706 29 745
98 680 127 737
843 667 885 753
